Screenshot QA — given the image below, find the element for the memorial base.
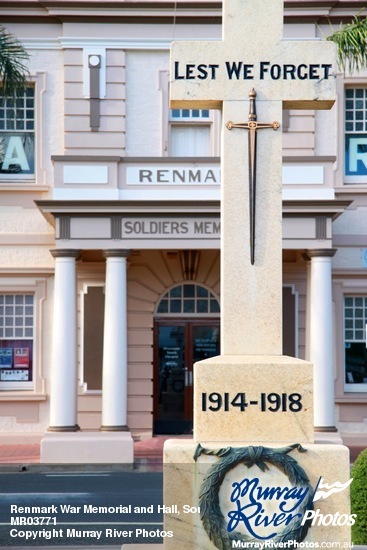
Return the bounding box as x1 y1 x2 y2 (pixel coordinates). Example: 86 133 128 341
163 440 351 549
40 431 134 463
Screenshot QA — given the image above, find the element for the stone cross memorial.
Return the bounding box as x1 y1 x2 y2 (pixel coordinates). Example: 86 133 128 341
161 1 352 549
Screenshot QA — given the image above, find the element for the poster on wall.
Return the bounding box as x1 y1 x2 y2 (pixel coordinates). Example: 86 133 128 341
0 348 12 368
0 369 29 381
14 348 30 368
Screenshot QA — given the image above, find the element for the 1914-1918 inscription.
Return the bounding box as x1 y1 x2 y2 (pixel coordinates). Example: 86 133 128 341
201 392 303 412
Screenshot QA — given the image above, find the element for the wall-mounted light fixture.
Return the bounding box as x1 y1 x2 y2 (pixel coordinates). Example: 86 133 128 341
89 54 101 131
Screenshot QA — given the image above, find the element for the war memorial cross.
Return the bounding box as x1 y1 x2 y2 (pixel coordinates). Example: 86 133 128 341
170 0 336 356
165 10 349 545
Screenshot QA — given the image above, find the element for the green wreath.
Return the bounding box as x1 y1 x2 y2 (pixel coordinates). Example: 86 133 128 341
193 443 313 550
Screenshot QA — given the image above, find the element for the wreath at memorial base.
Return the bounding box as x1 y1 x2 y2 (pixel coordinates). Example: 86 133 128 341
193 443 314 550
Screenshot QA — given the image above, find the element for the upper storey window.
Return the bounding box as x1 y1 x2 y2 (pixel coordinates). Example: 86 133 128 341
169 108 211 157
158 70 220 157
345 88 367 183
0 87 35 178
171 109 209 119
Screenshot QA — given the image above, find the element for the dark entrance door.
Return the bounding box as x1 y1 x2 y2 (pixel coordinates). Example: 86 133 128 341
153 319 220 434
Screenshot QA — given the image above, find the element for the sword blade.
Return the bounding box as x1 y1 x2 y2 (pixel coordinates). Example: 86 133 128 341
248 126 257 265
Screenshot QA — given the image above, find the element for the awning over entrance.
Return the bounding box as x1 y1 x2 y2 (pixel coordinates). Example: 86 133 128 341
36 198 351 251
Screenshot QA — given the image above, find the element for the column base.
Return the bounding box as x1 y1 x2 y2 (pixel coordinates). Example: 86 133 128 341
40 431 134 463
100 425 129 431
48 424 80 432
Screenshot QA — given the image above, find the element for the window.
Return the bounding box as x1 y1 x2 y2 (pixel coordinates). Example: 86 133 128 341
344 296 367 391
159 70 220 157
171 109 210 121
0 294 34 389
82 285 104 392
345 88 367 183
156 283 220 315
169 109 212 157
0 87 35 178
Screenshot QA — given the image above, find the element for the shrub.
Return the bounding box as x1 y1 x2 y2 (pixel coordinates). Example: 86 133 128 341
351 448 367 544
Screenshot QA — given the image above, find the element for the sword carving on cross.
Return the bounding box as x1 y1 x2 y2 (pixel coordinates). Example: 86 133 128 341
226 89 280 265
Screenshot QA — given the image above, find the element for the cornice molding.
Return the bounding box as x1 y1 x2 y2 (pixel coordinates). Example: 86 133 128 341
20 37 223 50
60 37 175 50
36 199 221 214
0 1 362 24
19 38 61 50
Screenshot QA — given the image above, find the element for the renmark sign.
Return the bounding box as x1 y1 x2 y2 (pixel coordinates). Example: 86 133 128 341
126 166 220 185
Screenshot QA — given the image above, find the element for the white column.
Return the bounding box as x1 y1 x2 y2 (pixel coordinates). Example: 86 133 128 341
308 249 337 431
302 253 311 362
49 249 80 431
101 250 130 430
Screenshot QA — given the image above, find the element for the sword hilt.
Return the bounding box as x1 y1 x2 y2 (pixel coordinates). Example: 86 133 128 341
249 88 257 122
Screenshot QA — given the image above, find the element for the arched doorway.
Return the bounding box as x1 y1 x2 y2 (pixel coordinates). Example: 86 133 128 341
153 283 220 434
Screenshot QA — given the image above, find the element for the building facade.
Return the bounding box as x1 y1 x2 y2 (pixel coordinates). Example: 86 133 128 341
0 0 367 459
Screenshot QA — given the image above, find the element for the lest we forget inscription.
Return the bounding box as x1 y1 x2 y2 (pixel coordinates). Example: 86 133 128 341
174 60 333 84
161 1 353 549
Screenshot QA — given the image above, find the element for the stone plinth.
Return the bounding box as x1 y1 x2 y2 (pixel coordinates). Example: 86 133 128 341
164 440 351 549
40 431 133 463
194 355 313 443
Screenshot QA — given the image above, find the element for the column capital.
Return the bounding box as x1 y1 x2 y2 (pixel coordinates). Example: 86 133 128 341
304 248 337 260
50 249 81 259
103 249 131 259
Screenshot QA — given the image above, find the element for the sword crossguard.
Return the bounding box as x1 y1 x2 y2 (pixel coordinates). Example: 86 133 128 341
226 120 280 131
